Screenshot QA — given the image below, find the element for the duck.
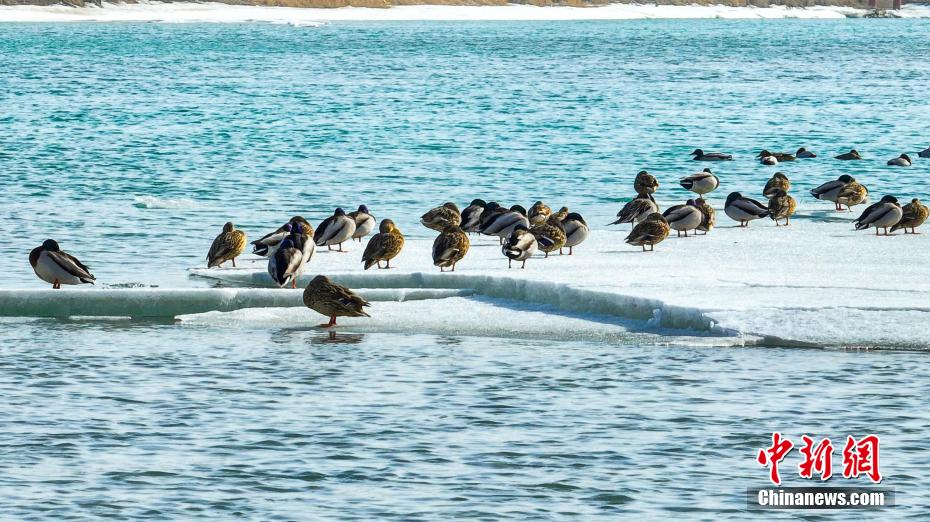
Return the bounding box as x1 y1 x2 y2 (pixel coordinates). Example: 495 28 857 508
695 198 715 235
421 202 461 232
560 212 588 255
432 224 470 272
691 149 732 161
680 168 720 196
268 234 303 288
460 199 487 233
890 199 929 234
758 150 795 162
207 222 247 268
796 147 817 159
763 172 790 199
291 221 315 273
251 216 312 257
528 201 552 225
662 200 703 237
303 275 370 328
835 149 862 160
919 146 930 159
348 205 375 243
502 224 538 269
887 154 912 167
810 174 856 211
362 219 405 270
478 202 505 230
551 206 569 222
854 195 903 236
724 192 771 227
767 190 797 226
314 208 357 252
625 213 670 252
836 181 869 212
29 239 96 289
760 155 778 166
634 170 659 195
530 215 567 258
609 193 659 228
480 204 530 244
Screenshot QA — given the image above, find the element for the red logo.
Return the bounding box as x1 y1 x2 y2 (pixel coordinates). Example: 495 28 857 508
758 433 882 485
842 435 882 483
757 432 794 485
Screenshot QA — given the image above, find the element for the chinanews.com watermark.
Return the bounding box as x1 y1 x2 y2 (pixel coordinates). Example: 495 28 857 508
748 432 895 510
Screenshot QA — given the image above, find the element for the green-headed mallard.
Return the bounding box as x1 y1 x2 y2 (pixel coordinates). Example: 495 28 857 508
207 222 247 268
835 149 862 160
625 213 669 252
662 200 703 237
502 224 537 269
725 192 771 227
362 219 405 270
811 174 856 211
854 195 903 236
252 216 312 257
796 147 817 158
432 224 469 272
758 150 795 162
480 205 529 244
561 212 588 255
887 154 912 167
303 275 371 328
348 205 375 242
30 239 96 289
314 208 356 252
891 198 929 234
691 149 732 161
461 199 487 233
680 168 720 196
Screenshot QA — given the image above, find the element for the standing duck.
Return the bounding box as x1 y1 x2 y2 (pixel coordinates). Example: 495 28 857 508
348 205 375 243
502 224 538 269
890 199 929 234
530 215 567 258
29 239 96 289
810 174 856 211
528 201 552 225
680 168 720 197
314 208 357 252
758 150 795 162
836 181 869 212
625 213 670 252
460 199 487 233
835 149 862 160
609 193 659 228
919 146 930 159
691 149 732 161
477 202 505 230
421 202 461 231
291 221 314 273
767 190 797 226
303 275 370 328
763 173 790 200
480 205 530 244
433 224 470 272
268 233 303 288
634 170 659 195
662 200 703 237
796 147 817 159
695 198 715 235
362 219 405 269
854 195 903 236
207 222 247 268
251 216 311 257
724 192 771 227
887 154 912 167
560 212 588 255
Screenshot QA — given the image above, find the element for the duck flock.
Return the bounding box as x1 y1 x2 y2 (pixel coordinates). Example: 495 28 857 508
26 145 930 325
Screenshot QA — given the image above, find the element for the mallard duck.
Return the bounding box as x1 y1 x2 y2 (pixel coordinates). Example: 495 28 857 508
528 201 552 225
760 155 778 166
561 212 588 255
292 221 314 272
758 150 795 162
796 147 817 159
29 239 95 289
362 219 404 269
836 181 869 211
268 233 304 288
206 222 247 268
680 168 720 196
696 198 715 235
502 224 538 269
835 149 862 160
314 208 356 252
890 199 929 234
625 213 670 252
478 202 505 230
634 170 659 195
480 205 530 244
421 202 461 231
919 146 930 159
691 149 732 161
811 174 856 211
887 154 912 167
461 199 487 233
303 275 371 328
251 216 311 257
854 195 903 236
433 224 469 272
530 216 567 258
763 173 790 199
725 192 771 227
610 193 659 228
662 200 703 237
348 205 375 242
767 190 797 226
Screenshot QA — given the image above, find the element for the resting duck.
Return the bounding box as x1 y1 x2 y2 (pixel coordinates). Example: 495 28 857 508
887 154 912 167
760 155 778 166
625 213 670 252
854 195 903 236
314 208 357 252
502 224 538 269
795 147 817 159
758 150 795 162
919 146 930 159
763 173 790 200
560 212 588 255
348 205 375 242
810 174 856 211
432 224 470 272
207 222 247 268
696 198 715 235
835 149 862 160
268 233 303 288
890 199 929 234
530 215 567 258
362 219 404 270
724 192 771 227
836 181 869 212
460 199 487 233
480 205 530 244
303 275 370 328
421 202 461 231
251 216 312 257
767 190 797 226
610 193 659 227
662 200 703 237
30 239 96 289
680 168 720 196
634 170 659 195
691 149 732 161
528 201 552 225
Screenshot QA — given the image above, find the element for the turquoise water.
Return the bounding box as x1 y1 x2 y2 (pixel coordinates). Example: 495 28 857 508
2 19 930 519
